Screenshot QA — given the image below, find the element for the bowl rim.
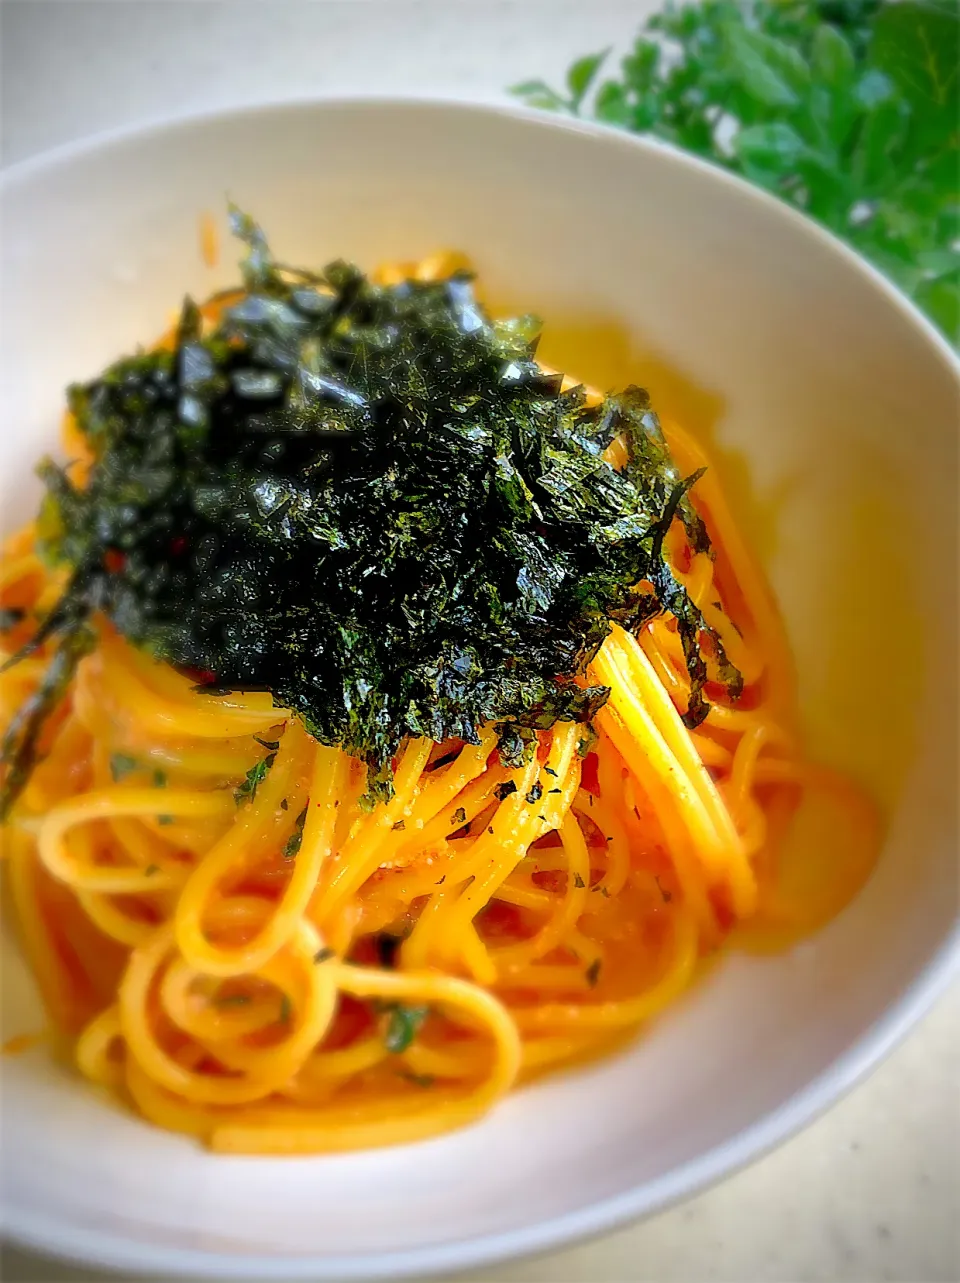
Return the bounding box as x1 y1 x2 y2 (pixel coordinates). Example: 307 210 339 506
4 95 959 379
2 95 959 1282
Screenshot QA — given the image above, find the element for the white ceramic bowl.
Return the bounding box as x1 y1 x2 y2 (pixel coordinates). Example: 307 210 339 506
1 100 958 1280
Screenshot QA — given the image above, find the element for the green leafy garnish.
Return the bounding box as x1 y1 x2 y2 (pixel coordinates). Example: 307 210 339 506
234 751 276 805
283 805 308 858
1 210 740 815
382 1003 429 1054
585 958 602 987
399 1069 435 1088
109 752 138 781
513 0 959 338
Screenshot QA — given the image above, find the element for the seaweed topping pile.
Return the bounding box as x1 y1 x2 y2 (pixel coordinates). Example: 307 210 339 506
1 210 741 814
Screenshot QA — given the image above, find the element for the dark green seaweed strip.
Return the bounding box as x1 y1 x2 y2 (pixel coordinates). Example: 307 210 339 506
1 209 741 815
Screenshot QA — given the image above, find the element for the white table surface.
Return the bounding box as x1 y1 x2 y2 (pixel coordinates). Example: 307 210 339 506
1 3 958 1281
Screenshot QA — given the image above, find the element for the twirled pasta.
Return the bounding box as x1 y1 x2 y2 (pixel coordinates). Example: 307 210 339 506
0 267 879 1153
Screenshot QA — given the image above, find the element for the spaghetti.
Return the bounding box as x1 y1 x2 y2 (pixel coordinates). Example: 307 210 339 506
0 252 878 1154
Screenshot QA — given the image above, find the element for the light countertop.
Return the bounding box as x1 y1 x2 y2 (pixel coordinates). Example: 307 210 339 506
1 4 958 1281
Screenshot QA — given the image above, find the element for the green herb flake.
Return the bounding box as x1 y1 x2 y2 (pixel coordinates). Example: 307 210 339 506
585 958 602 987
392 819 406 831
109 752 138 782
451 806 467 827
144 863 160 877
383 1003 429 1054
235 752 276 805
494 781 518 802
399 1070 435 1088
313 946 336 964
573 872 586 888
279 994 292 1024
526 781 543 804
157 814 173 826
152 768 167 788
283 805 308 859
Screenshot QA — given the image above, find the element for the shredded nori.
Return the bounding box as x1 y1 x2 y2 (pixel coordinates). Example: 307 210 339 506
0 208 740 817
1 627 94 814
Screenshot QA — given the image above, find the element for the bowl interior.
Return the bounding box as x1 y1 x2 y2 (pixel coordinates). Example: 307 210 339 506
1 101 957 1279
